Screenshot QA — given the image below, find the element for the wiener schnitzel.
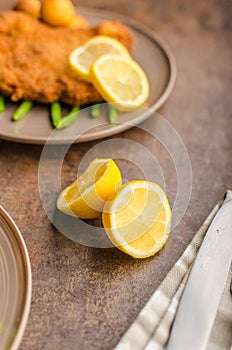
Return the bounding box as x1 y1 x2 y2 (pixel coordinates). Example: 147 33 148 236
0 11 134 105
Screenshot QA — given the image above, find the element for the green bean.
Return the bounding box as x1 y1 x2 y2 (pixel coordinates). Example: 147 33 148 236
90 104 101 118
12 101 33 121
51 102 62 127
0 94 5 113
108 104 118 123
56 106 80 129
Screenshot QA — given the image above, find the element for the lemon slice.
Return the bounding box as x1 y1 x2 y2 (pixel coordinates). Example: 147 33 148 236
57 158 122 219
102 180 171 258
90 54 150 110
69 36 130 81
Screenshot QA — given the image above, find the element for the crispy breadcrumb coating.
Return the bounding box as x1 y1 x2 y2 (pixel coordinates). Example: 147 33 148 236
0 11 134 105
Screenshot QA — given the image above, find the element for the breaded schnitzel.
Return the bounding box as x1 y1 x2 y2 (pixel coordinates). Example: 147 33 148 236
0 11 134 105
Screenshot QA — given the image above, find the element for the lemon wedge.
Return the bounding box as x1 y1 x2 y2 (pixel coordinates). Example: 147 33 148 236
57 158 122 219
102 180 171 258
90 54 150 110
69 36 130 81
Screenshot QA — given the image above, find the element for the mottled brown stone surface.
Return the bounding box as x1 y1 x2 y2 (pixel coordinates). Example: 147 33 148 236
0 0 231 349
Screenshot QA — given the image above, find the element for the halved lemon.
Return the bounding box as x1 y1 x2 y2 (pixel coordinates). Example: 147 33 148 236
57 158 122 219
69 36 130 81
102 180 171 258
90 54 150 111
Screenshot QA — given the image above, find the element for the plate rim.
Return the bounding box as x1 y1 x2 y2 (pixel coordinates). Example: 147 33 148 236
0 206 32 350
0 6 177 145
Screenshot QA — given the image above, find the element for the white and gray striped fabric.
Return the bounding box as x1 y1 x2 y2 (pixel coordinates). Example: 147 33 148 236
116 191 232 350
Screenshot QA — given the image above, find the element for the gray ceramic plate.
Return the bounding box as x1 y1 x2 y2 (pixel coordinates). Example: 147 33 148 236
0 206 31 350
0 6 176 144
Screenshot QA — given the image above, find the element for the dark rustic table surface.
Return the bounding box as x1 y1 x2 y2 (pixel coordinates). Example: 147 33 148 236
0 0 231 349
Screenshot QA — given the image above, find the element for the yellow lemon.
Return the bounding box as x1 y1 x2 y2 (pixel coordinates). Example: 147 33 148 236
57 158 122 219
69 36 130 81
102 180 171 258
90 54 150 111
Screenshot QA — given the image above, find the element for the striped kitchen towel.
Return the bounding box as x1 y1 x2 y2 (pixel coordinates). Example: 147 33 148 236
115 190 232 350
